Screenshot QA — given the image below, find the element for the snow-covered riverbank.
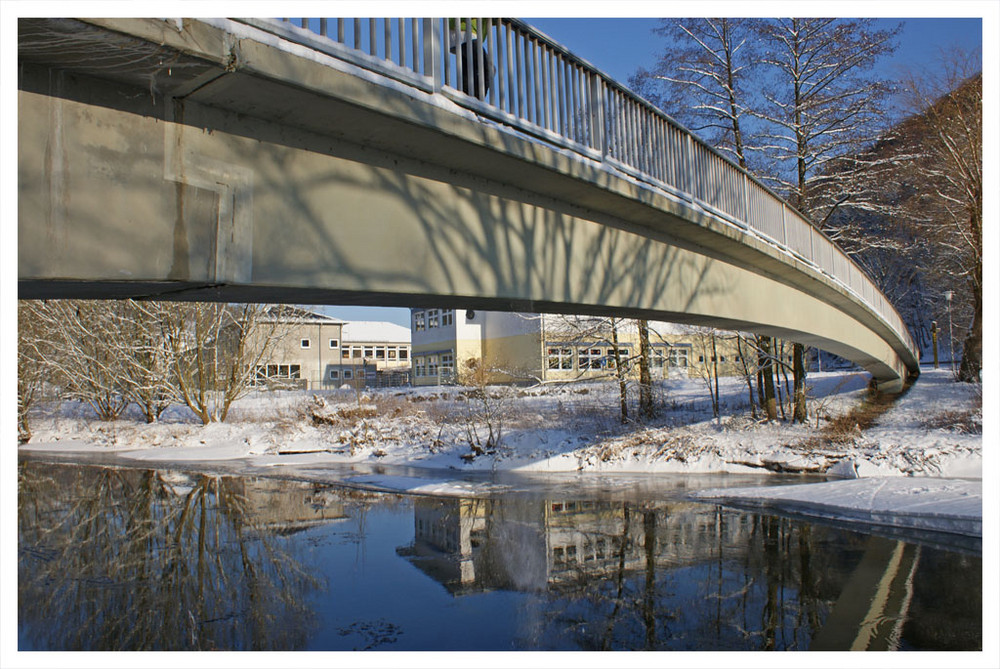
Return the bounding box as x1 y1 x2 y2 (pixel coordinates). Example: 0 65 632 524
19 366 983 537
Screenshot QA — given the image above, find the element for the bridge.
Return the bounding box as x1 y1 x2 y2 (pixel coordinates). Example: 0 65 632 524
17 17 919 391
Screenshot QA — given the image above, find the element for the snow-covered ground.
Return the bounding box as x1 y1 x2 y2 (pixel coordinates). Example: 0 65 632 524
19 366 983 538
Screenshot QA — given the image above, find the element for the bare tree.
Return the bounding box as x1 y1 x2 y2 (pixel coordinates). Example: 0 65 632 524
162 302 289 424
458 357 515 461
117 301 177 423
17 301 54 442
26 300 134 421
753 18 900 421
634 19 793 419
631 18 760 169
895 54 982 382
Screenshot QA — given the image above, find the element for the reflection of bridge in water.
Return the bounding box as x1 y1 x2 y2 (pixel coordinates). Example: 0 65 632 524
18 17 918 391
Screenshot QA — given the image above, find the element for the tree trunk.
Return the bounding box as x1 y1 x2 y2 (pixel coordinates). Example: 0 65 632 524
792 342 808 422
758 335 778 420
611 320 628 424
638 320 655 419
958 278 982 382
738 336 758 419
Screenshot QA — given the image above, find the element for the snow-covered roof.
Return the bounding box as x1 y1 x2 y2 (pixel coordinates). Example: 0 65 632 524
341 321 411 343
259 306 345 324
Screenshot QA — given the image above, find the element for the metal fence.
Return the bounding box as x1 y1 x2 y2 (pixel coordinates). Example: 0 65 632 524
241 17 917 357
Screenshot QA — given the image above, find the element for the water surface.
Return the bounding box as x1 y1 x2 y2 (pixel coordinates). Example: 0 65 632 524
17 460 981 651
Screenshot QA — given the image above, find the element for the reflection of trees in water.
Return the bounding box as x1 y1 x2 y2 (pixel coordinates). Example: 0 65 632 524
526 502 958 651
18 462 321 650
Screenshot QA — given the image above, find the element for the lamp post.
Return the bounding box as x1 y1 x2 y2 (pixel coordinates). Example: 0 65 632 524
944 291 955 375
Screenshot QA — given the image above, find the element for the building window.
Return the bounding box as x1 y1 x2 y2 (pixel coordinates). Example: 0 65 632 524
352 346 363 359
547 347 573 370
652 347 667 368
364 346 374 358
441 352 454 375
399 348 409 360
414 356 426 377
669 347 690 368
427 309 439 328
329 338 339 349
254 364 301 384
342 347 350 359
414 311 426 332
578 347 604 370
329 369 339 380
300 338 311 349
375 346 386 360
343 370 353 380
427 354 439 376
388 347 397 360
442 310 454 326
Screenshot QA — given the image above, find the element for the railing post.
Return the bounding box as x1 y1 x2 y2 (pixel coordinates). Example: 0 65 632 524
423 18 441 91
589 73 604 157
780 202 788 246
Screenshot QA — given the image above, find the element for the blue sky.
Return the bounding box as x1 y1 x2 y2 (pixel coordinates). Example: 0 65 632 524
528 17 983 85
318 14 986 329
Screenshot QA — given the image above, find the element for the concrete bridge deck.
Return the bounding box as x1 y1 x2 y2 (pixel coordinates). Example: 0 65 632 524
17 17 920 390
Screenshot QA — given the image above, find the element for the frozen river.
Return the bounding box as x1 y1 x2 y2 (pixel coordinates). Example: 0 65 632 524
17 458 981 652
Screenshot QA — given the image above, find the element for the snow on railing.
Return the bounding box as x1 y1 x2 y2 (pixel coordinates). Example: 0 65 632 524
244 17 918 357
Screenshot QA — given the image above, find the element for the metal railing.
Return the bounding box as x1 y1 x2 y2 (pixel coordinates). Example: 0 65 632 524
244 17 917 358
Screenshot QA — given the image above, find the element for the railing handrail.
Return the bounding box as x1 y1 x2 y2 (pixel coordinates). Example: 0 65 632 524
234 17 918 359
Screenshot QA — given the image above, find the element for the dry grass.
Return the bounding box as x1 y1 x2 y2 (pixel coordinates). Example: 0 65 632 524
923 409 982 434
804 381 911 448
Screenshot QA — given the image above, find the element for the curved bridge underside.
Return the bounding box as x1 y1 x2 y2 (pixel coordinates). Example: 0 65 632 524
17 18 919 391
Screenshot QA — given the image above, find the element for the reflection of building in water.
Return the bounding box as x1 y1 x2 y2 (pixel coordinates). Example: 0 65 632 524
162 471 350 533
397 496 759 595
244 479 350 533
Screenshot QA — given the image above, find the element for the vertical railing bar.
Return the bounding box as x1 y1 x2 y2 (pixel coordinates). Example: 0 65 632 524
423 18 440 91
485 19 496 106
559 58 568 137
353 18 361 50
550 49 559 132
624 98 633 166
493 20 505 111
523 35 532 123
443 19 452 89
542 46 556 132
319 18 328 37
369 17 377 57
384 18 391 61
515 28 525 119
337 18 345 43
463 19 473 96
475 17 487 100
544 47 554 130
503 22 513 114
570 62 580 143
411 18 419 73
395 18 403 66
531 39 545 127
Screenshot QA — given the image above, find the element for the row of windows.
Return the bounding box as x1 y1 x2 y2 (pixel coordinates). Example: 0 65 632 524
546 346 692 371
413 352 455 377
297 338 410 361
340 345 409 361
413 309 455 332
552 536 634 564
253 365 302 385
